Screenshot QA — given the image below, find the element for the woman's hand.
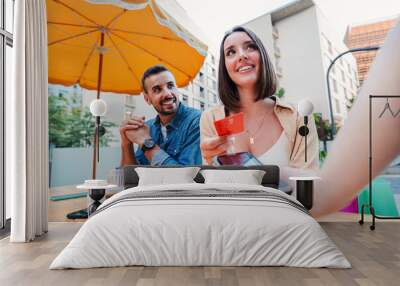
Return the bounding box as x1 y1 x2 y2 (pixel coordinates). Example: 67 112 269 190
200 136 229 164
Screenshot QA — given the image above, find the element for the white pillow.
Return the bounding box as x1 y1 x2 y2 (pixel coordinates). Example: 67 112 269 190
135 167 200 186
200 169 266 185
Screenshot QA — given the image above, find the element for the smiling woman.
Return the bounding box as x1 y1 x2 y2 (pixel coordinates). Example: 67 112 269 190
200 26 319 173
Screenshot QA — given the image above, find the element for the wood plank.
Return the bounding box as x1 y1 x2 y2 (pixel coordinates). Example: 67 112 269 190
1 221 400 286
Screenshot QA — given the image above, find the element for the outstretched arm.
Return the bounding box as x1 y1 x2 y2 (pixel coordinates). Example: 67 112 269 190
311 19 400 217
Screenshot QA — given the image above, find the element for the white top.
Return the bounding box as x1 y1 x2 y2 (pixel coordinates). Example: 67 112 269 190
257 132 290 167
161 125 168 140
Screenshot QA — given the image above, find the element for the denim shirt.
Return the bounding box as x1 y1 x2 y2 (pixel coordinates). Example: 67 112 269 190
135 103 202 166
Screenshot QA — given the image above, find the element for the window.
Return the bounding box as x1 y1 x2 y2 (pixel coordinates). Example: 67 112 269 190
200 102 205 111
1 0 15 231
193 99 201 110
334 98 341 113
343 87 348 99
199 86 205 97
198 72 204 84
125 95 136 109
341 70 346 83
206 64 211 74
5 0 14 33
327 39 333 54
181 94 188 106
207 78 217 91
331 78 338 93
207 78 213 89
208 91 218 104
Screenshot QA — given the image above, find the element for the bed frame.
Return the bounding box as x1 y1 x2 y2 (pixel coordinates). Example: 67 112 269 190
123 165 291 194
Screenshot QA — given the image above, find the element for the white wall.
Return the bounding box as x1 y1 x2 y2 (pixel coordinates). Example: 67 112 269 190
50 147 120 187
244 14 277 69
274 6 329 117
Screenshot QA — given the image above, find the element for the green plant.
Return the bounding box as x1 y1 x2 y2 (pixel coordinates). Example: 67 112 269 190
346 96 355 111
313 113 333 163
319 150 327 162
275 87 285 98
313 113 332 141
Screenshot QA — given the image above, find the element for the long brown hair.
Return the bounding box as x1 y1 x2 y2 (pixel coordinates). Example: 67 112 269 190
218 26 277 112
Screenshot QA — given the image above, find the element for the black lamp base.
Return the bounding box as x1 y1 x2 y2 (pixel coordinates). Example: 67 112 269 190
296 180 314 210
66 188 106 219
88 188 106 216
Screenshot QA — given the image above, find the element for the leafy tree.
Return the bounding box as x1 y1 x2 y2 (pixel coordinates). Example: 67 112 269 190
48 95 116 147
48 95 69 147
64 106 116 147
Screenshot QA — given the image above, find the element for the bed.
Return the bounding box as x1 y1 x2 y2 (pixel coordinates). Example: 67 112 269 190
50 165 350 269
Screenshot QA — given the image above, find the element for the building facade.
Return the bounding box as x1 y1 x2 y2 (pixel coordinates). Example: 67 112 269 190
243 0 359 123
179 52 219 111
344 16 397 86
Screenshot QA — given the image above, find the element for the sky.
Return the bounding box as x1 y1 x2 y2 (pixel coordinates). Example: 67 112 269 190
176 0 400 52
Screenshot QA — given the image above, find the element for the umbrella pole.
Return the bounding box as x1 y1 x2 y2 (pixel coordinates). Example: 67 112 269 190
92 32 105 179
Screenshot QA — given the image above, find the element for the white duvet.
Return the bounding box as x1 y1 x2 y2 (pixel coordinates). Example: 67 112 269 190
50 183 350 269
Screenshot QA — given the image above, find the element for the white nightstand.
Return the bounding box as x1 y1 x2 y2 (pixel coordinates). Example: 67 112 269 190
76 181 117 216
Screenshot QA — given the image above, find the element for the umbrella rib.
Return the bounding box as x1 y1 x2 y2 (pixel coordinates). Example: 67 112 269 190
77 35 101 85
112 29 181 42
52 0 99 26
105 9 127 28
106 33 141 86
48 28 99 46
110 31 192 79
48 21 98 29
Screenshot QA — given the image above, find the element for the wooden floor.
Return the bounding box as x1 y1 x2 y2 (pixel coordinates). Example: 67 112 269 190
1 221 399 286
1 186 396 285
49 185 116 222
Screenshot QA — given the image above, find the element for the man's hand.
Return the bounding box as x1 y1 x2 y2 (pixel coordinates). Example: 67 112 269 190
119 115 146 146
125 124 151 146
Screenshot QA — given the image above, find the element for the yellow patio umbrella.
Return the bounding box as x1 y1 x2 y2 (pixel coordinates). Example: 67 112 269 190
47 0 208 179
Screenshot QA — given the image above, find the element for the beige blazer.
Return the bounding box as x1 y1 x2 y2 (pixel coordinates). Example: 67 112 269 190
200 97 320 169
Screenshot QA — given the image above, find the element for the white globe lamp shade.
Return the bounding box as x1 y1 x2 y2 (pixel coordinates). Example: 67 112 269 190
297 99 314 116
90 99 107 116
